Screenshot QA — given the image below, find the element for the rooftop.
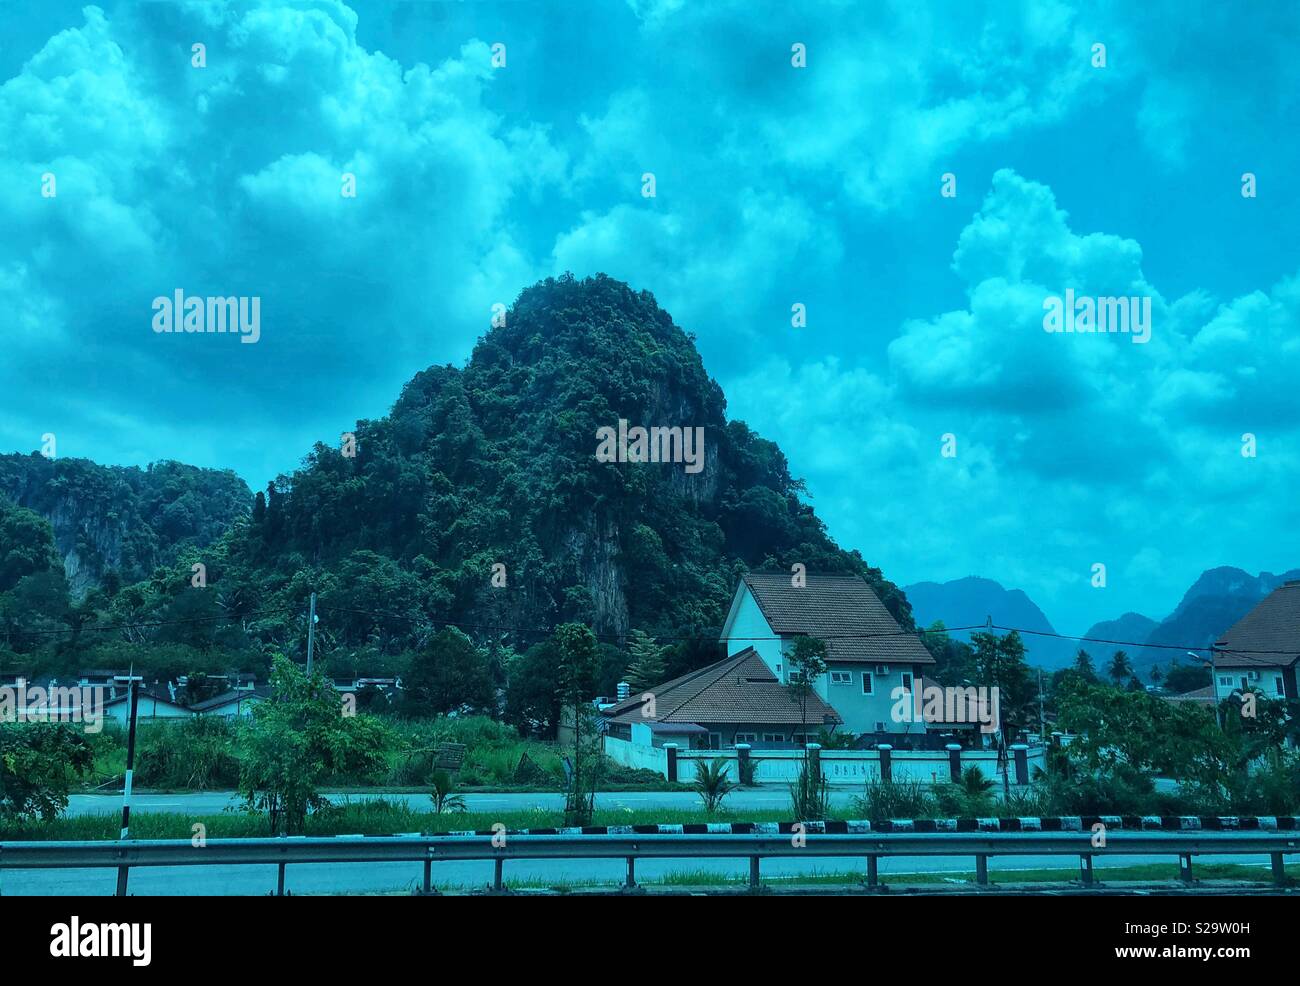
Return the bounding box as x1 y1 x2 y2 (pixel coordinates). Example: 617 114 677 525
737 572 935 665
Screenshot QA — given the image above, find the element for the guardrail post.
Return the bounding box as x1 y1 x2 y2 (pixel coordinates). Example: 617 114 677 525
1079 854 1094 887
115 848 129 897
975 855 988 886
493 857 505 893
1011 744 1029 785
877 744 892 783
1271 852 1288 887
625 856 637 891
945 743 962 782
749 856 761 892
866 855 878 888
422 858 433 895
277 862 286 896
1179 853 1193 884
665 743 678 783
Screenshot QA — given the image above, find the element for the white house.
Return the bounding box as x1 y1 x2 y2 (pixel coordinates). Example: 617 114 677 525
718 571 937 743
102 687 193 725
1211 579 1300 706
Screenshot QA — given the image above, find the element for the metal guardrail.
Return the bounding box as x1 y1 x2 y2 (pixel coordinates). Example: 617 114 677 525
2 830 1296 894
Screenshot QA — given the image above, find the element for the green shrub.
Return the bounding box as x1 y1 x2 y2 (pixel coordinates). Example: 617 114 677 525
135 717 238 790
853 779 935 822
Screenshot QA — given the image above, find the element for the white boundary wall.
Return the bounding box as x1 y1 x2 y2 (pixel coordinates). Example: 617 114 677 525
606 738 1046 788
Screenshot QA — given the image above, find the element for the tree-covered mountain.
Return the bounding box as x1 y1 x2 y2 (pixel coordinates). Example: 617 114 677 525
0 454 251 597
1137 567 1300 667
1 275 915 689
903 576 1077 668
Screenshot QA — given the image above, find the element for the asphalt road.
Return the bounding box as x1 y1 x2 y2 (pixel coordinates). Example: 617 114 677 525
2 850 1278 896
0 790 1274 894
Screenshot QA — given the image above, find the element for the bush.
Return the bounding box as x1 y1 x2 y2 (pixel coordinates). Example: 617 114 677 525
135 717 238 790
854 779 935 822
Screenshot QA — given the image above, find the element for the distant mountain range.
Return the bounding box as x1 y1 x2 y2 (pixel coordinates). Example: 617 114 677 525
903 576 1077 668
904 567 1300 675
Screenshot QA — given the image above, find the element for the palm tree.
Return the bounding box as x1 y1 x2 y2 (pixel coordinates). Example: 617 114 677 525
1107 650 1133 686
430 769 467 814
692 757 738 814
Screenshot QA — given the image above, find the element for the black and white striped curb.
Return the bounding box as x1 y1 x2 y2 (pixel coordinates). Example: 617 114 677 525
433 816 1300 837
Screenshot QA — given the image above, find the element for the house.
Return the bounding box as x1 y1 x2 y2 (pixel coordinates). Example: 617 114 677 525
717 572 936 743
1211 579 1300 704
102 686 193 725
190 686 271 719
600 646 842 750
1162 684 1217 708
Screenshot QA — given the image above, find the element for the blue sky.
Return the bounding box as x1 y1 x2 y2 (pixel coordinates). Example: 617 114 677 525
2 1 1298 634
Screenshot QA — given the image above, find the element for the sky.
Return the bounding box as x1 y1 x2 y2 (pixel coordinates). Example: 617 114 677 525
2 1 1298 635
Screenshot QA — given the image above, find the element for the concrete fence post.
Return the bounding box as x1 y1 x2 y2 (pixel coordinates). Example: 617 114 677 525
664 743 678 783
1010 743 1029 785
876 744 892 783
945 743 962 783
735 743 751 785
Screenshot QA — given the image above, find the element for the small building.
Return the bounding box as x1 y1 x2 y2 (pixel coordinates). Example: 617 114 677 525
601 647 841 750
1211 579 1300 704
190 686 270 719
102 687 193 725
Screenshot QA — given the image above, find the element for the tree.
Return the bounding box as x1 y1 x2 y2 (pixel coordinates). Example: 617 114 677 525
969 630 1035 743
236 656 389 834
1149 664 1163 687
0 724 94 821
1164 661 1211 694
1072 649 1098 682
1055 677 1231 785
692 757 737 814
553 623 601 826
429 768 467 814
1107 650 1133 685
787 636 828 747
622 629 667 692
402 627 497 716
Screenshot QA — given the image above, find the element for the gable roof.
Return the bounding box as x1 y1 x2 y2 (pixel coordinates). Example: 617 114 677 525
189 686 272 713
735 572 934 665
1214 581 1300 669
102 686 188 710
602 648 842 726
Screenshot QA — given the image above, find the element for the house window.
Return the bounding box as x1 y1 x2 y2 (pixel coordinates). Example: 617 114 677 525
874 721 886 732
1276 678 1285 695
707 732 722 750
734 732 757 745
862 672 874 695
830 671 853 685
1218 676 1233 686
761 732 785 743
900 672 913 692
788 670 806 684
875 664 889 674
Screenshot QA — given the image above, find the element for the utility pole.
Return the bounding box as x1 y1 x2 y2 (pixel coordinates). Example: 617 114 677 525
1038 668 1046 741
115 671 143 896
306 591 318 674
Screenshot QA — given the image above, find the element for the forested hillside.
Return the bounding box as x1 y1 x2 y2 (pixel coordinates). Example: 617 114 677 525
0 275 914 697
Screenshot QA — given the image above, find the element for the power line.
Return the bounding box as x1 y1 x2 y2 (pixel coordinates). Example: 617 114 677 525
4 603 1297 663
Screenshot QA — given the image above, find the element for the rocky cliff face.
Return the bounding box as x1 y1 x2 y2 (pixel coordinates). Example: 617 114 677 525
0 453 251 597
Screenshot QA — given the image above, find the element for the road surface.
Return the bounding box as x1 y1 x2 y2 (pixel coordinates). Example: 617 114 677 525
0 790 1275 894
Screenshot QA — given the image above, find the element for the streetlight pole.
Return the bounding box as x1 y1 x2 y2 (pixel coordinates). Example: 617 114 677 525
114 672 143 896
